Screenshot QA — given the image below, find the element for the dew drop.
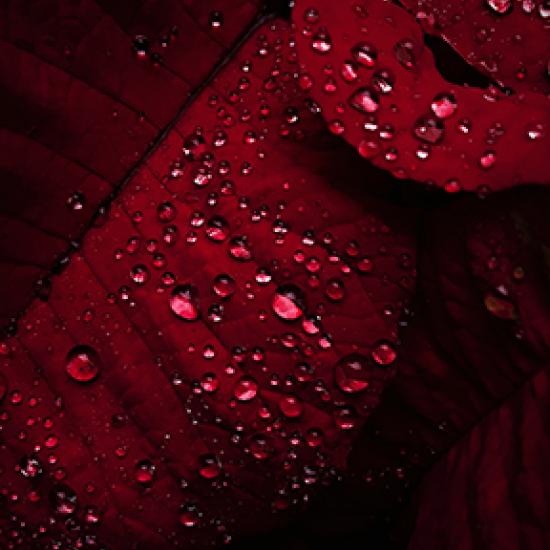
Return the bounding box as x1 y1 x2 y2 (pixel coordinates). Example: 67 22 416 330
352 42 378 67
335 354 370 394
229 236 253 261
50 484 78 516
272 285 306 321
135 460 156 485
198 454 222 479
431 93 457 119
371 341 397 366
206 216 229 242
349 87 380 113
66 345 100 383
394 40 416 69
311 32 332 54
413 116 445 144
170 285 200 321
208 10 224 28
278 395 303 418
485 0 513 15
233 376 258 402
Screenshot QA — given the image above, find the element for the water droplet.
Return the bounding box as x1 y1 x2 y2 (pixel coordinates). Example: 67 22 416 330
485 0 513 15
479 150 497 169
324 278 345 301
18 455 43 478
229 236 253 261
371 341 397 366
371 69 394 94
335 354 370 393
250 434 273 460
349 87 380 113
431 93 457 119
279 395 303 418
352 42 378 67
50 484 78 515
206 216 229 242
208 10 224 28
198 454 221 479
66 345 100 383
413 116 445 144
311 32 332 54
135 460 156 485
212 274 236 299
272 285 306 321
130 264 150 285
484 292 517 319
132 35 150 59
233 376 258 401
157 201 177 223
170 285 200 321
394 40 416 69
66 192 85 211
179 503 200 527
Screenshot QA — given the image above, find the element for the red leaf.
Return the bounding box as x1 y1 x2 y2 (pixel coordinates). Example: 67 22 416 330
348 187 550 548
399 0 550 93
292 0 550 192
0 0 262 328
0 20 418 548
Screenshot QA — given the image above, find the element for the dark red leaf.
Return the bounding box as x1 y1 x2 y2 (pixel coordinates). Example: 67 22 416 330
348 187 550 548
292 0 550 192
0 0 262 328
0 20 419 548
399 0 550 93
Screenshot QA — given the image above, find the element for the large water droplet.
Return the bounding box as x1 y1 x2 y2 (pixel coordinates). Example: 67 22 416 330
335 354 370 393
66 345 100 383
349 87 380 113
170 285 200 321
272 285 306 321
233 376 258 401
